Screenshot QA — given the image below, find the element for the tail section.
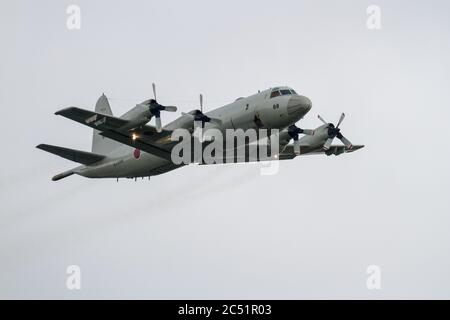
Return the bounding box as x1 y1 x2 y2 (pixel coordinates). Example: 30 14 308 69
92 94 121 155
36 144 106 181
36 144 105 165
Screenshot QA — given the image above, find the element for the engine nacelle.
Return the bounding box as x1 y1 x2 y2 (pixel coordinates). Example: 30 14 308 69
118 104 152 131
298 124 328 148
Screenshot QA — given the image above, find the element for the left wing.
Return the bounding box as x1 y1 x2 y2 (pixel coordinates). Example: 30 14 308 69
55 107 175 159
99 130 174 161
55 107 165 136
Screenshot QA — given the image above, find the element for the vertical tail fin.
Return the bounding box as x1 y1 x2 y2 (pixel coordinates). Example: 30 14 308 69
92 94 121 155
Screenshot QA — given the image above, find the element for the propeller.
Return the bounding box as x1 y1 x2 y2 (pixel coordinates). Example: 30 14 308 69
139 83 177 133
317 113 353 150
182 94 223 132
287 125 314 155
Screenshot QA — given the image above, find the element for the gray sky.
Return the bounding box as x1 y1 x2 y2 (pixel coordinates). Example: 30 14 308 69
1 0 450 299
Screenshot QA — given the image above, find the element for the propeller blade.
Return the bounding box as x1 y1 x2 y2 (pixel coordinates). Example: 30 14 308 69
323 137 334 150
338 135 353 149
152 83 157 100
318 114 328 125
293 139 300 155
155 116 162 133
336 113 345 128
162 105 177 112
199 94 203 113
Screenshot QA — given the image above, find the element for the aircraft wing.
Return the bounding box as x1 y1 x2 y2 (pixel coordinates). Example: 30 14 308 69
280 144 365 158
56 107 129 130
55 107 170 137
99 130 174 161
55 106 175 159
201 144 364 164
55 107 364 163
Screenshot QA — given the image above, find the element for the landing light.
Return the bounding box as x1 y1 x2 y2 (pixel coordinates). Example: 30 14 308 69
132 133 138 141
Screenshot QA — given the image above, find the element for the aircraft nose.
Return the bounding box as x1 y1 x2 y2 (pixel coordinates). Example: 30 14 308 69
287 95 312 116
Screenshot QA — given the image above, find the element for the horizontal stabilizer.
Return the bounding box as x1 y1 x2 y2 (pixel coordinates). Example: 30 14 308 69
52 170 75 181
36 144 105 165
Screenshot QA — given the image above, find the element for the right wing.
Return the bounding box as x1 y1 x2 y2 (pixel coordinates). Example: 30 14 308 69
281 144 365 157
201 144 364 164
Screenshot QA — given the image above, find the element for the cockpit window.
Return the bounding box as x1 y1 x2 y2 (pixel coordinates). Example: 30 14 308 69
270 88 297 98
270 90 281 98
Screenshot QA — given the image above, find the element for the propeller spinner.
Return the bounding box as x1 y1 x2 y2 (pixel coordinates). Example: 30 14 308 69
141 83 177 133
287 125 314 155
182 93 223 131
317 113 353 150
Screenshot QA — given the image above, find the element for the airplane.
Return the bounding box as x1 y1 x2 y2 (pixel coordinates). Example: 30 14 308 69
37 84 364 181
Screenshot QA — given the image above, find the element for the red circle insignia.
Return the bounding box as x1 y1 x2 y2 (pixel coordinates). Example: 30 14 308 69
133 149 141 159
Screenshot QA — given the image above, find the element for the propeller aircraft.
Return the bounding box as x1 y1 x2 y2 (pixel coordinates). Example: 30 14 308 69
37 84 363 181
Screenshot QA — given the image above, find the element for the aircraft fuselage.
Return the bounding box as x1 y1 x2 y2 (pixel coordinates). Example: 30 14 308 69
78 86 312 179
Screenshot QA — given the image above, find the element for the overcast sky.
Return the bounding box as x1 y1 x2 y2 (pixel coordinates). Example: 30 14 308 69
1 0 450 299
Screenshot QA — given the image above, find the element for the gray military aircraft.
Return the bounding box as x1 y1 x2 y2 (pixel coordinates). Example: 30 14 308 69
37 84 363 181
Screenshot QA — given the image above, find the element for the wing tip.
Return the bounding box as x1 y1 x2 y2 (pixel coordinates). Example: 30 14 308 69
52 171 75 181
54 106 76 116
36 143 51 151
347 144 364 152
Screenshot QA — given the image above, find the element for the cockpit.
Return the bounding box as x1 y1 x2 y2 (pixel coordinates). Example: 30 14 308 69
269 87 297 98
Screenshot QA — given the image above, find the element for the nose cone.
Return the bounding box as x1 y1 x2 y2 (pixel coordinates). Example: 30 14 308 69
287 95 312 117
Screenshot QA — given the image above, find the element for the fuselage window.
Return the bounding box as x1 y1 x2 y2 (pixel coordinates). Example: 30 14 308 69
270 90 281 98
